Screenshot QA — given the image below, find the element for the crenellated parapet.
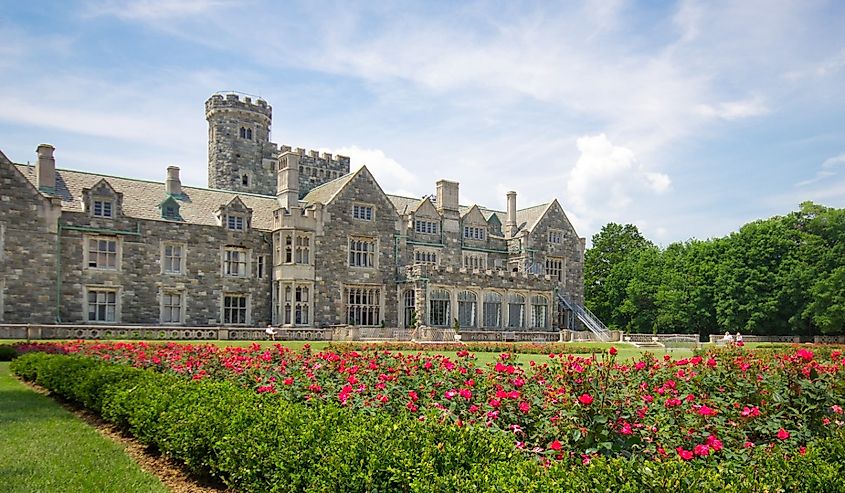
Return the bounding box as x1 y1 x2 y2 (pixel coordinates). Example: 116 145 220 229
278 145 352 197
205 92 272 122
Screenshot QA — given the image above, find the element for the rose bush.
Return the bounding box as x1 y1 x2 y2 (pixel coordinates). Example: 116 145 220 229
11 341 845 463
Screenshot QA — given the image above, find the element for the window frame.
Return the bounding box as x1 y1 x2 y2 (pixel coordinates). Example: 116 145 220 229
84 286 120 324
345 285 382 326
548 229 563 244
161 242 186 275
223 247 250 277
222 293 249 325
226 214 246 231
92 199 115 218
352 203 374 221
84 235 121 271
160 290 186 325
348 236 377 268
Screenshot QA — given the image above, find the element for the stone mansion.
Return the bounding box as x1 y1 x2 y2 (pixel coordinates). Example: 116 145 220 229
0 92 587 332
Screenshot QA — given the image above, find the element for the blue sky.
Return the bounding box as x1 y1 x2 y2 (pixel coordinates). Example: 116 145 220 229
1 0 844 244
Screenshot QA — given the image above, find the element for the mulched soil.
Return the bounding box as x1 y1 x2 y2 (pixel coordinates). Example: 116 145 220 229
20 379 233 493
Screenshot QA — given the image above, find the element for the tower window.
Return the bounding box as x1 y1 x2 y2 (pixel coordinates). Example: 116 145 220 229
239 127 246 138
246 128 253 139
242 174 249 186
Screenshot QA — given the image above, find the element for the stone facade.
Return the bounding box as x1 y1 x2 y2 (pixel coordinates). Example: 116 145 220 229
0 92 586 331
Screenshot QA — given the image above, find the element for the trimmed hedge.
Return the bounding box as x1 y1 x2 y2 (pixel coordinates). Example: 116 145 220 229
0 344 19 361
11 353 845 492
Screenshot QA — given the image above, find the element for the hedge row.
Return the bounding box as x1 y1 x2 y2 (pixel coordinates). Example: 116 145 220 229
11 352 845 492
325 341 602 355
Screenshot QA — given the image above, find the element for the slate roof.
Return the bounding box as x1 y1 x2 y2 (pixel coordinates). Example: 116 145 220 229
14 164 279 230
12 162 556 234
300 168 359 205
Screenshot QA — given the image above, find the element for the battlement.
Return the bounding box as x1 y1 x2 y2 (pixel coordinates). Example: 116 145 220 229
205 92 272 120
278 145 351 171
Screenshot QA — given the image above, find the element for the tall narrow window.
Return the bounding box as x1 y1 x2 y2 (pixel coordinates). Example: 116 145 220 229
429 289 450 327
242 174 249 186
531 295 548 329
285 235 293 263
295 235 310 264
403 289 416 328
87 289 117 322
284 286 292 325
295 286 309 325
162 244 183 274
161 292 183 323
508 293 526 328
240 127 246 138
246 128 253 140
257 255 266 278
483 292 502 328
346 286 381 326
457 290 477 329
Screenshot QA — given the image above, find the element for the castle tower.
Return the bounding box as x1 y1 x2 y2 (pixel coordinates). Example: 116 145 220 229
206 92 277 195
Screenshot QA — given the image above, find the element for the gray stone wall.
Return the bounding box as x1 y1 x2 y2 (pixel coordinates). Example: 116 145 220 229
279 146 351 198
57 211 272 326
312 169 400 326
528 202 585 304
206 93 277 196
0 161 59 323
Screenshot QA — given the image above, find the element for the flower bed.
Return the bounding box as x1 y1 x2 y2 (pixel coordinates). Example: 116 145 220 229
11 350 845 492
11 341 845 465
325 341 601 355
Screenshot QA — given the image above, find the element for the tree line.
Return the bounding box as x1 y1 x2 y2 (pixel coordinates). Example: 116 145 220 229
584 202 845 336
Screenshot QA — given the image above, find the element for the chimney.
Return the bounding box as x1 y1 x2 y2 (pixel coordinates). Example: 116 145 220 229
36 144 56 193
165 166 182 196
277 151 300 211
506 191 517 237
435 180 459 213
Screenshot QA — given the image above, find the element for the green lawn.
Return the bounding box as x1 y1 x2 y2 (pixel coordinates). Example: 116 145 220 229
0 362 168 493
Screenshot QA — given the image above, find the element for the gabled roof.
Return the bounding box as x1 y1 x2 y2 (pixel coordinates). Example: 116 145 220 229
13 164 278 230
515 202 552 233
387 194 423 215
300 168 359 205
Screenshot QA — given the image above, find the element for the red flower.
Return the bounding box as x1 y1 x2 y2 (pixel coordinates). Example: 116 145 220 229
694 444 710 457
706 435 723 451
609 347 618 356
676 447 694 461
519 401 531 413
696 405 716 416
796 348 814 361
549 440 562 451
777 428 790 440
578 393 594 405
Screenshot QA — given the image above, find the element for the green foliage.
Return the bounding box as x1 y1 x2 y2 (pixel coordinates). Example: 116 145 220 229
0 344 19 361
586 202 845 335
12 352 845 492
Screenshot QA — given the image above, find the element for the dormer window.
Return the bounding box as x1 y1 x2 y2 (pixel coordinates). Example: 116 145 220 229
463 226 486 240
227 214 245 231
414 220 439 234
159 196 181 221
93 199 114 218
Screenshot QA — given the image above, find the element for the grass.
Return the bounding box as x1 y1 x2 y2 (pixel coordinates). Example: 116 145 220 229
0 362 169 493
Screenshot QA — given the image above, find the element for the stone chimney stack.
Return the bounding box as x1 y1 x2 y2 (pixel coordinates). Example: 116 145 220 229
165 166 182 196
506 191 517 237
435 180 459 214
277 151 300 211
36 144 56 194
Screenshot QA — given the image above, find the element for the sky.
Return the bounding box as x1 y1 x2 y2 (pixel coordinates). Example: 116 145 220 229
1 0 844 245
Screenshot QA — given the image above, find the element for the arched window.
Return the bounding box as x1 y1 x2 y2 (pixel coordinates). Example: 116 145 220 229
483 292 502 328
457 291 476 329
429 289 450 327
239 127 246 138
508 293 526 328
531 295 548 329
246 128 253 140
284 286 292 325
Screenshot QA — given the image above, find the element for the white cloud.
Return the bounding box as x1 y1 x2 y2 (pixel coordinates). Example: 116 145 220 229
696 96 770 120
84 0 232 20
330 146 416 195
797 152 845 187
566 134 671 215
